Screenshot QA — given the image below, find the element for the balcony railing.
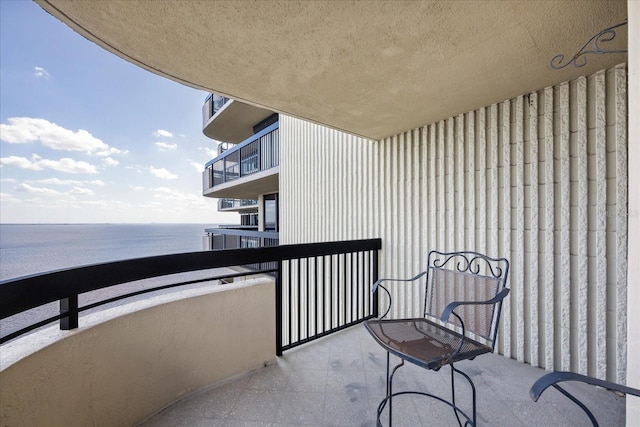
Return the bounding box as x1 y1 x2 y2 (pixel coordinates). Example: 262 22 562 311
0 239 381 355
202 93 230 126
202 122 279 193
217 198 258 211
206 228 278 251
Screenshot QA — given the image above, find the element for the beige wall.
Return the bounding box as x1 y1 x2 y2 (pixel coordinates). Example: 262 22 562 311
281 64 628 383
0 279 275 426
627 0 640 422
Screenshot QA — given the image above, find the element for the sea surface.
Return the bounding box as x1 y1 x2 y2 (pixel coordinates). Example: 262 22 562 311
0 224 224 339
0 223 212 280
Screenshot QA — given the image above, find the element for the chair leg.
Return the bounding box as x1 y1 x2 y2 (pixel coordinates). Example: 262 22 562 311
379 352 405 427
450 364 477 427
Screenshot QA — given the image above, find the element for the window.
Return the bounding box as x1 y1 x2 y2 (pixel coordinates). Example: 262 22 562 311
264 193 278 231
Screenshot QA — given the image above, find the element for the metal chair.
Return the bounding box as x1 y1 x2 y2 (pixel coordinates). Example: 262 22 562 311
530 371 640 427
364 250 510 427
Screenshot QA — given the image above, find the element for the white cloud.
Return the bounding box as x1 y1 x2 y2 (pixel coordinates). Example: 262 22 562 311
34 66 51 79
15 183 95 198
149 166 177 180
1 155 98 174
199 146 218 158
96 147 127 157
153 129 173 138
0 156 42 170
69 186 95 196
36 158 98 174
153 187 208 208
0 192 20 202
155 142 178 151
191 161 204 172
0 178 18 184
0 117 121 155
35 178 105 187
81 200 109 207
102 157 119 167
37 178 82 186
15 183 63 196
129 185 146 191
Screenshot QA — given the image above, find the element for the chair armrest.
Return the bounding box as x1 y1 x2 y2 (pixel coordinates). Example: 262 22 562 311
439 288 510 322
371 271 427 293
371 271 427 319
530 371 640 402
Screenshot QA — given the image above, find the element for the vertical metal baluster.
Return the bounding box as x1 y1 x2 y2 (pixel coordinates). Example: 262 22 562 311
306 257 310 340
276 261 283 356
350 252 354 323
297 258 301 344
373 250 379 318
288 260 292 347
357 251 361 320
343 253 347 327
315 256 319 336
330 255 334 329
60 294 79 330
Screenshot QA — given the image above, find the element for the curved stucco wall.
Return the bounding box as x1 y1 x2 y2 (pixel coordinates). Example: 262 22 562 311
0 278 275 426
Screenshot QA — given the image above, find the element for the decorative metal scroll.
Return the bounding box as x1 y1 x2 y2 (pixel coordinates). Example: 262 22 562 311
550 20 628 69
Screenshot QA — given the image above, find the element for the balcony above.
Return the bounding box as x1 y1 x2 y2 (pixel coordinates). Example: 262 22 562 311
203 96 276 144
218 198 259 212
203 122 279 200
205 228 279 251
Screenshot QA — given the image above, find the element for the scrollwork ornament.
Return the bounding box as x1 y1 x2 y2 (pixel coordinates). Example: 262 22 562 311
550 20 627 70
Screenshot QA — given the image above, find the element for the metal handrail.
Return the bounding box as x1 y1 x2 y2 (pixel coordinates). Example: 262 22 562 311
1 239 381 346
204 122 278 168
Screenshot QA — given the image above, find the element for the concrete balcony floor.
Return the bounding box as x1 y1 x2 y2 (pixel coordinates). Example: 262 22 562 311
139 325 625 426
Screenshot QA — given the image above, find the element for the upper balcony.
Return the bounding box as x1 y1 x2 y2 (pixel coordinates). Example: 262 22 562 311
202 94 276 144
203 122 279 199
217 198 259 212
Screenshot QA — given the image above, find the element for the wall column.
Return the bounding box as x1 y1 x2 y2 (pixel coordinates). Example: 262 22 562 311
626 0 640 422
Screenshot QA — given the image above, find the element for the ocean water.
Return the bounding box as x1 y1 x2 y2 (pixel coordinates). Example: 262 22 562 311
0 223 211 281
0 224 224 339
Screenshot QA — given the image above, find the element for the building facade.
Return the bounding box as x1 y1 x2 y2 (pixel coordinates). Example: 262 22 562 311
201 94 280 250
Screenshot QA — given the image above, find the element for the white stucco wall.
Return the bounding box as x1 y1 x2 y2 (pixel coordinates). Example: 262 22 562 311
0 279 275 426
627 0 640 423
281 64 628 383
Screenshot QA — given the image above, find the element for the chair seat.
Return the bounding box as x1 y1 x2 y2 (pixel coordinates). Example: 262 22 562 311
364 318 492 371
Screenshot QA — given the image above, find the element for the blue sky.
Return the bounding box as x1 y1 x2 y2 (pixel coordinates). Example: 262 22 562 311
0 1 236 224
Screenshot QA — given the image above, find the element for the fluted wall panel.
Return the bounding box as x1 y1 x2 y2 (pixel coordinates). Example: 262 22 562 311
280 64 627 381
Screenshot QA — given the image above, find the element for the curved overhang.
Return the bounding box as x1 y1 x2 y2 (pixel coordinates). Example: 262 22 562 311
203 100 275 143
203 167 279 200
36 0 628 140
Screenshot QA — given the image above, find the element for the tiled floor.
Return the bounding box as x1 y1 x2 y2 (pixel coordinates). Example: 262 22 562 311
140 325 626 426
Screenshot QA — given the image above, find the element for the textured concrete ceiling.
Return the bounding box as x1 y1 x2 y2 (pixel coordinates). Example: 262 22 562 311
37 0 628 140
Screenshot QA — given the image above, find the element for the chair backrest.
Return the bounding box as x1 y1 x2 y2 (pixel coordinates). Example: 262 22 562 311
423 250 509 349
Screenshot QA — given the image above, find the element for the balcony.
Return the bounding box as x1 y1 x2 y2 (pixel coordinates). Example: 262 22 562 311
140 324 626 426
0 239 627 426
201 93 230 126
217 198 259 212
206 227 278 251
203 122 279 199
202 94 276 144
1 240 381 425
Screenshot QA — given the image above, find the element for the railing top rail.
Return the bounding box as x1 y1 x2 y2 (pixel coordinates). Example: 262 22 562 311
205 121 279 168
0 239 381 320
